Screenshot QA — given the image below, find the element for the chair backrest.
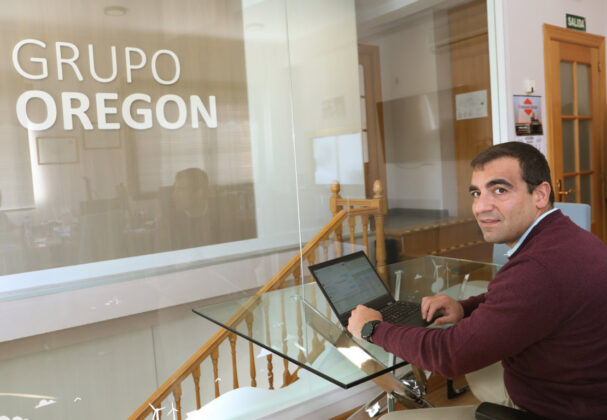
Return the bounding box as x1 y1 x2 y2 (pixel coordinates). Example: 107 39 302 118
492 202 591 265
554 202 591 230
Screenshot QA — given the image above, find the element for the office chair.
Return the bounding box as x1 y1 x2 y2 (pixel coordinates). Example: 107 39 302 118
492 202 591 265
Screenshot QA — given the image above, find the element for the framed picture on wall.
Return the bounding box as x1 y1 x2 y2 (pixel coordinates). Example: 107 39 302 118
36 136 79 165
83 127 121 149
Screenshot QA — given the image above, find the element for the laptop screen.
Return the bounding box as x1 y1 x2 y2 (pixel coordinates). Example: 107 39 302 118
309 251 390 316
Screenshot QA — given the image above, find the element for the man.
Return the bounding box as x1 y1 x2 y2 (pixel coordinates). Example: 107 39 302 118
157 168 218 251
348 142 607 419
172 168 210 219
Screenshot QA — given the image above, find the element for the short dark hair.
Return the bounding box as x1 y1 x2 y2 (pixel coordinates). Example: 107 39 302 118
471 142 555 204
176 168 209 192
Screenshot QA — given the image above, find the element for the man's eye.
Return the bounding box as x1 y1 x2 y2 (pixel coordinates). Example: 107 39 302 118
495 187 507 195
470 191 480 198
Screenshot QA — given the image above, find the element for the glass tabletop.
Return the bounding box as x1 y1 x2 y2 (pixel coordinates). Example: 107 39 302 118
387 255 501 303
193 281 407 389
192 255 501 389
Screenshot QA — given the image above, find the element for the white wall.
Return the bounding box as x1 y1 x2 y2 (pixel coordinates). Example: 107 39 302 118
498 0 607 142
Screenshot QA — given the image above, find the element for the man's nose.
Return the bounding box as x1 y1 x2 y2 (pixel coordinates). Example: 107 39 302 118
473 193 493 214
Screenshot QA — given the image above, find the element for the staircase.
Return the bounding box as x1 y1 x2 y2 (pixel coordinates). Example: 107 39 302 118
129 181 388 420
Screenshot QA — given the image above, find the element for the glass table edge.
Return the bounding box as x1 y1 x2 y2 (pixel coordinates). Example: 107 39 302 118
191 308 409 389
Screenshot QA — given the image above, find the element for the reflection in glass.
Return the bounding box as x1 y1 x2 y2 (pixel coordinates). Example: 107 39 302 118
0 0 260 276
359 64 365 96
354 0 493 262
361 98 367 129
580 174 592 206
577 63 591 116
560 61 574 115
564 176 577 203
0 1 500 419
579 120 591 171
561 119 575 173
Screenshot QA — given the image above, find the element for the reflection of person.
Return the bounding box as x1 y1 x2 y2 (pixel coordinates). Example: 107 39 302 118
158 168 217 251
348 142 607 418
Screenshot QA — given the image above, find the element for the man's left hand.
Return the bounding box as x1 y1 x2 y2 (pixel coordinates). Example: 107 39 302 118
347 305 382 339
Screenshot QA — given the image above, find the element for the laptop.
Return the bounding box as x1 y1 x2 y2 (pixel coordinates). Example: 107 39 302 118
308 251 432 329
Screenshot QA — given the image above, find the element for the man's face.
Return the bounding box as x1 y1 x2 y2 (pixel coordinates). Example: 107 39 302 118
469 157 545 247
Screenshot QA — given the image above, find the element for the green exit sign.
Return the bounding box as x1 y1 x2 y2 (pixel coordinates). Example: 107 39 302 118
566 14 586 31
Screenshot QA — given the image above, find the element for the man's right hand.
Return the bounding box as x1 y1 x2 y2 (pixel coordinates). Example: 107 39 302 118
421 294 464 326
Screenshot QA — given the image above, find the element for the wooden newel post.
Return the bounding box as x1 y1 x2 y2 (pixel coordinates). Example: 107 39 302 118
373 180 389 289
330 181 343 256
330 180 341 216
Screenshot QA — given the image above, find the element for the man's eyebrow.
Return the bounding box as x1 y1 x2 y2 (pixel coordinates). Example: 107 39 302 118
486 178 514 189
469 179 514 192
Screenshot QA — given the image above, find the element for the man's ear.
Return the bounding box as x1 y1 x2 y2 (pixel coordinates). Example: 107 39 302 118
534 181 551 208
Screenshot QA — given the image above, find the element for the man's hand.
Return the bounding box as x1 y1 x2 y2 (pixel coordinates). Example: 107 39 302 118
421 294 464 326
347 305 382 339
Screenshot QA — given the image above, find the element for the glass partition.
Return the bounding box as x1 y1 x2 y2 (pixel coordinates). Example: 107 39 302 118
354 0 495 264
0 1 496 419
1 0 301 284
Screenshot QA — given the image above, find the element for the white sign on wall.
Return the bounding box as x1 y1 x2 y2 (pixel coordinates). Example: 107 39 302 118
455 89 488 120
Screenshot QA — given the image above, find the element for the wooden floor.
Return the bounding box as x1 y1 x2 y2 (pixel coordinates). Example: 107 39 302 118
331 375 480 420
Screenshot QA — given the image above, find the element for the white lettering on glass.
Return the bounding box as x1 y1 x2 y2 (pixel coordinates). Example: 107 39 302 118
96 93 120 130
16 91 216 130
61 92 93 130
125 46 147 83
56 41 84 81
156 94 187 129
88 44 118 83
122 93 153 130
151 49 180 85
16 90 57 130
190 95 217 128
12 39 48 80
12 39 219 131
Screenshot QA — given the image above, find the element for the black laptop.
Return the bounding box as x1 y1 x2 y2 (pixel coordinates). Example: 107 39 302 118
308 251 431 329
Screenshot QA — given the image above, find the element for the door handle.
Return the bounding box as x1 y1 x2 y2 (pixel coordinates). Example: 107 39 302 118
556 179 575 198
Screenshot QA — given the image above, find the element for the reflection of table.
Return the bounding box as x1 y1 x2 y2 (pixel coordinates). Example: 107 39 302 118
192 255 500 413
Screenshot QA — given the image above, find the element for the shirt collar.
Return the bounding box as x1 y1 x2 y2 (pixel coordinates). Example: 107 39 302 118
504 208 559 258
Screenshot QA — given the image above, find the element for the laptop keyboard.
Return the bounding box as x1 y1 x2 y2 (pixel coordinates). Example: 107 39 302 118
380 301 420 324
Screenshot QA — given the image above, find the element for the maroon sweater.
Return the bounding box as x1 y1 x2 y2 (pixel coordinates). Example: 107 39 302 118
373 210 607 419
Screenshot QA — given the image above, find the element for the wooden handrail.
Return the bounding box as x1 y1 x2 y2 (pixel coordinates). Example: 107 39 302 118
129 181 386 420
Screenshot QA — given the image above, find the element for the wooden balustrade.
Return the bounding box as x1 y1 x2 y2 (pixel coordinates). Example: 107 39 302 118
129 180 387 420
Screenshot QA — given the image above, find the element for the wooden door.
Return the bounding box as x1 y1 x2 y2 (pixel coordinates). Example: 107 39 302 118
544 24 606 239
449 0 493 217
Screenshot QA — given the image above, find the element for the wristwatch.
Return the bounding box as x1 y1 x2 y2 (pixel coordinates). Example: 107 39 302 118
361 320 381 343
